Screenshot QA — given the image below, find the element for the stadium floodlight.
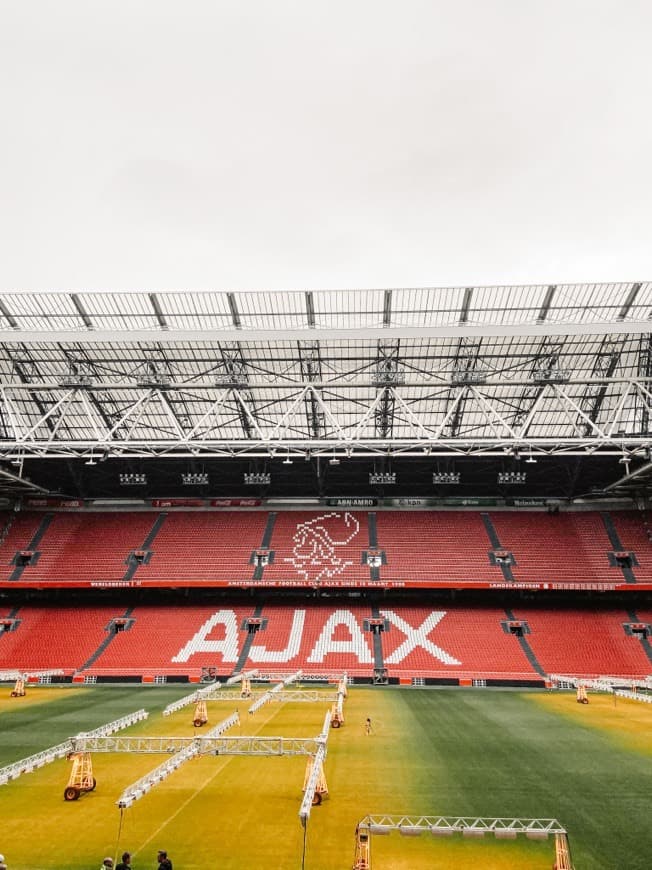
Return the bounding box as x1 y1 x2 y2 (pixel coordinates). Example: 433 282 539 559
531 365 570 385
451 368 488 386
244 472 271 485
371 367 405 387
215 371 249 389
59 373 94 389
181 472 209 485
136 362 170 390
369 472 396 485
119 472 147 486
497 472 526 484
433 472 460 484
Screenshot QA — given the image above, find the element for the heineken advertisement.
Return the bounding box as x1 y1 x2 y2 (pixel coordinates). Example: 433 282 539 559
509 498 548 507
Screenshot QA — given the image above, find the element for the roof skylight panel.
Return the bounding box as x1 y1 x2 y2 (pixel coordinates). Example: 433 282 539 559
78 292 159 331
2 293 83 331
469 285 545 326
157 292 231 330
314 289 385 329
628 282 652 319
392 287 460 327
236 290 305 330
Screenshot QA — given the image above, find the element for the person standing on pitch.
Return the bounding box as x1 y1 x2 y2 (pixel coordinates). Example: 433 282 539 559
365 717 373 735
157 849 173 870
116 851 132 869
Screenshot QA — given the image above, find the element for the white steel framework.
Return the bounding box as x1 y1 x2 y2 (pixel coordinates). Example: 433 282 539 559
357 814 568 836
0 284 651 463
69 734 325 756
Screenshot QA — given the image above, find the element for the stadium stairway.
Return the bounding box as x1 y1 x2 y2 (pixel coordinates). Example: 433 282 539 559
232 605 264 672
369 603 386 677
253 513 277 582
9 513 54 581
626 608 652 666
77 607 136 672
601 512 637 584
123 513 169 581
367 512 380 581
503 608 545 676
481 512 515 582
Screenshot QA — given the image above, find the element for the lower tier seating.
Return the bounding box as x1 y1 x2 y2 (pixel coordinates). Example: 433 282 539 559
512 608 652 677
0 606 116 673
1 604 650 680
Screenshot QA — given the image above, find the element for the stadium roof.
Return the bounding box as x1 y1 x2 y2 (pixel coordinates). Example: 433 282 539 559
1 282 652 500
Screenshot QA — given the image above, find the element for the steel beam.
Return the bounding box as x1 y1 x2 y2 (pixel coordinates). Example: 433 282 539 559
4 320 652 343
358 814 568 836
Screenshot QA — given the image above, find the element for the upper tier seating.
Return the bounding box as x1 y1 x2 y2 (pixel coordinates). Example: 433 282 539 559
263 511 370 583
0 512 44 580
1 509 648 588
19 513 157 582
491 512 619 584
138 512 266 582
376 511 499 583
608 512 652 581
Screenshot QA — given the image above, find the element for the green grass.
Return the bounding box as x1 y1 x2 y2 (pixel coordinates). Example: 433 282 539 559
0 685 651 869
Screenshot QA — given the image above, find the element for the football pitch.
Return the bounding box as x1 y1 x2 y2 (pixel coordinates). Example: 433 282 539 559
0 684 650 869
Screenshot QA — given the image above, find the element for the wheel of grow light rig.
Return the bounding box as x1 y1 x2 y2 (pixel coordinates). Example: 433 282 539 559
89 777 97 791
312 791 322 806
331 719 341 728
193 719 205 727
64 786 80 801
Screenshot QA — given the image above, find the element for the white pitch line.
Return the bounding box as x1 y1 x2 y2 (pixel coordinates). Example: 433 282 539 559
131 701 298 858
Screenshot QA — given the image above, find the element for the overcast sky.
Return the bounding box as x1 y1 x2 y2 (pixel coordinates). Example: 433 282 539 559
1 1 651 292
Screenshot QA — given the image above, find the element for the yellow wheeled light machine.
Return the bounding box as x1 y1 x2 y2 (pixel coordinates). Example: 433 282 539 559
303 756 328 806
193 699 208 727
240 677 251 698
64 752 96 801
330 701 344 728
554 832 573 869
353 824 371 870
576 684 588 704
11 677 25 697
